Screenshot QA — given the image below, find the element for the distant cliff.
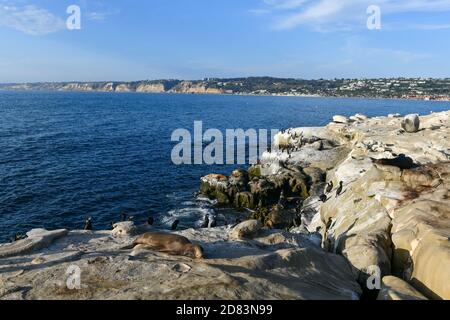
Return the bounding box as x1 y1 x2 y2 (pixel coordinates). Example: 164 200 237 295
0 80 228 95
1 77 449 100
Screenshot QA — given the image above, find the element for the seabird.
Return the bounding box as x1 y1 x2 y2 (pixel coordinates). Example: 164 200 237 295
293 215 302 227
171 219 180 230
278 190 288 208
319 194 328 203
335 181 344 197
200 214 209 228
325 181 334 193
128 216 134 222
12 233 27 242
84 217 93 231
208 215 217 228
147 217 154 225
121 213 127 221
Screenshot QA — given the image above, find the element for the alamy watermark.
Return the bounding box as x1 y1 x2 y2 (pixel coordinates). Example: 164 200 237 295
171 121 279 165
367 5 382 30
66 5 81 30
366 265 382 290
66 265 82 290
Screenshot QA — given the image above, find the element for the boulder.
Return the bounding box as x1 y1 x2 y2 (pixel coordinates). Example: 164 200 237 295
0 229 68 258
229 220 263 239
401 114 420 133
111 222 137 237
377 276 427 300
332 115 349 124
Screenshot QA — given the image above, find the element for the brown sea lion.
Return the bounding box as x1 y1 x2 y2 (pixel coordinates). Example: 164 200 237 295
132 232 204 259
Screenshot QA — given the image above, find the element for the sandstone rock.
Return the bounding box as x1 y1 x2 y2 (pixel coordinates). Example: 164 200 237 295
199 110 450 299
332 115 349 124
355 113 368 121
200 174 230 205
229 220 263 239
0 229 68 258
0 227 362 300
377 276 427 300
111 222 137 237
401 114 420 133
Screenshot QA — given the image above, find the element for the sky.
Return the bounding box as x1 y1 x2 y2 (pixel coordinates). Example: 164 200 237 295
1 0 450 82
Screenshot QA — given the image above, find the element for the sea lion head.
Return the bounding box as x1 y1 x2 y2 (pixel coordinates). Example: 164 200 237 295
185 243 204 259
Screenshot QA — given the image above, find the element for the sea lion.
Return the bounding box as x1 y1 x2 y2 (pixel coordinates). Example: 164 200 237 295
370 154 415 170
132 232 204 259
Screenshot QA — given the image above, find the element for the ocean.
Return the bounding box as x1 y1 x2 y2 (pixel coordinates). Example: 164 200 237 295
1 90 449 242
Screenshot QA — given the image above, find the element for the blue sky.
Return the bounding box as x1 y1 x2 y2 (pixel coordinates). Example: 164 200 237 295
1 0 450 82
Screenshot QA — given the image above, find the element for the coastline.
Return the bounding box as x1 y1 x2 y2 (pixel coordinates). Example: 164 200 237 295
1 88 449 103
1 110 448 300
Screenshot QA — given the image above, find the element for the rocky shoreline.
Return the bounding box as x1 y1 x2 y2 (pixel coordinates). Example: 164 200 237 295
0 110 448 300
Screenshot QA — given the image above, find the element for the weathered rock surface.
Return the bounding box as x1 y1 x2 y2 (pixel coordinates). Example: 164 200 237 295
229 220 262 239
377 276 427 300
0 227 361 300
318 111 449 299
200 110 450 300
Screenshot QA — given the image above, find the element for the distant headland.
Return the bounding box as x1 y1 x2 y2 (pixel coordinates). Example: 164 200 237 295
1 77 450 101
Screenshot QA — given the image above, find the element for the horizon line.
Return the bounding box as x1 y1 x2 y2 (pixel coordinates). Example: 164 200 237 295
2 76 450 85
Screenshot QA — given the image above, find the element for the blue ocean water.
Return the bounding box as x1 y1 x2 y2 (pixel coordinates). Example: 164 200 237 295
0 91 449 242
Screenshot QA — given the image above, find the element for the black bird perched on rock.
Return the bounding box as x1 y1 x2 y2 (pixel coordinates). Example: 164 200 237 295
335 181 344 197
171 219 180 230
325 181 334 193
147 217 154 226
11 233 27 242
110 221 115 230
293 215 302 228
84 217 93 231
319 194 328 203
121 213 127 222
278 190 288 208
200 214 209 228
208 215 217 228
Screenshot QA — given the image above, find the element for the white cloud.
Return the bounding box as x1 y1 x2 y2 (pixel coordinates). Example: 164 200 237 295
0 3 65 35
254 0 450 30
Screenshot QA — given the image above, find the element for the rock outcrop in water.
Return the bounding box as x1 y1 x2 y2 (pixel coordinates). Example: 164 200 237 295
199 110 450 300
1 110 448 300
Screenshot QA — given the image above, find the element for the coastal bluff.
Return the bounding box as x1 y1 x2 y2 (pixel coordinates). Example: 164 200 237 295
1 110 449 300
